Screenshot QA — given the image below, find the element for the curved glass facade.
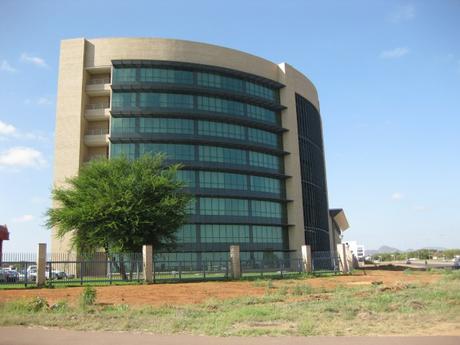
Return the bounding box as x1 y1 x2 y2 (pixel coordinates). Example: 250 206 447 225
295 94 330 252
110 63 288 257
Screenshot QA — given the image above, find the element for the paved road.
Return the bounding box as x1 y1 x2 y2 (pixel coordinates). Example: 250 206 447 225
1 327 459 345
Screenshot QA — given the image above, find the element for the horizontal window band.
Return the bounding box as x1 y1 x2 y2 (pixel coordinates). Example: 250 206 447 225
176 243 288 252
109 135 288 156
187 189 291 203
110 111 288 133
111 84 285 111
175 164 290 180
187 216 290 226
111 59 285 89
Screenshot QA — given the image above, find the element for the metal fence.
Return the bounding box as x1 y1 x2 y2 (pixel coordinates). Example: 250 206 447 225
153 259 230 282
46 253 143 286
241 258 303 278
0 253 37 287
312 251 341 273
1 249 343 288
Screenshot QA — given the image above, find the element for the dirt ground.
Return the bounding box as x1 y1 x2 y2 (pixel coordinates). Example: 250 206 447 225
0 269 441 307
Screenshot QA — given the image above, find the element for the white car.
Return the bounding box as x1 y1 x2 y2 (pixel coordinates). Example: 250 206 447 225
453 257 460 270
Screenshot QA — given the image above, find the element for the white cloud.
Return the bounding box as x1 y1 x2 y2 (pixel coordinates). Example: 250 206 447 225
20 53 48 68
0 121 49 142
12 214 35 223
380 47 409 59
0 60 16 73
0 120 16 135
389 4 415 22
391 192 404 200
0 147 47 169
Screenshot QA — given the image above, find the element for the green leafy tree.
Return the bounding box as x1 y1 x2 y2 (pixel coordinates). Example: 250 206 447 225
46 154 190 257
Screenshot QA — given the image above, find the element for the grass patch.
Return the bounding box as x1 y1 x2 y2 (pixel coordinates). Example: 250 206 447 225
0 273 459 336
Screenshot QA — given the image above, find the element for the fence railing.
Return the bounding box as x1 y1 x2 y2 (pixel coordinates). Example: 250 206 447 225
1 245 346 288
0 253 37 287
153 260 230 282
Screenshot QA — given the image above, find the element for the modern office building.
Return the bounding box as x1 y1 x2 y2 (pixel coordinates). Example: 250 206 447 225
53 37 342 261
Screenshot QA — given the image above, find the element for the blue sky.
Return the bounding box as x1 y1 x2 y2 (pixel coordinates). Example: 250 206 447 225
0 0 459 252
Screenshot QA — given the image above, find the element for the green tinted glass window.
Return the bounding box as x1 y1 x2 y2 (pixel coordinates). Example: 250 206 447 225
248 128 278 147
252 226 283 243
250 176 281 194
199 198 249 216
111 118 136 134
139 68 193 84
198 121 245 140
198 146 246 165
110 143 135 160
200 224 250 243
247 104 276 123
139 93 193 109
139 118 194 134
196 96 245 116
251 200 282 218
201 252 229 261
112 93 136 109
197 73 244 92
199 171 247 190
246 81 277 101
112 68 136 83
139 143 195 161
249 151 279 170
175 224 197 243
176 170 195 187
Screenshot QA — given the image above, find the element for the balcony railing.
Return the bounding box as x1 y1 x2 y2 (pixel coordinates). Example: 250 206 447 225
87 77 111 85
86 103 109 110
85 128 109 135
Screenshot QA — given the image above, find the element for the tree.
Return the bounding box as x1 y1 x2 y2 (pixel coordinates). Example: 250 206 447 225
46 154 191 257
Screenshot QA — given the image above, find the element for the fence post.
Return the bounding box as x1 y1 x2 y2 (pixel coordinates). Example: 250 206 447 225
36 243 46 287
229 245 241 279
337 244 350 274
142 245 153 283
301 245 312 273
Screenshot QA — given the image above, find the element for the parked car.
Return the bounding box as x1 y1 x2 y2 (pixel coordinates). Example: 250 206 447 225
3 268 20 283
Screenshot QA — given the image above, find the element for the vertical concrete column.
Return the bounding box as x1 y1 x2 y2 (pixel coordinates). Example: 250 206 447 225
337 244 350 273
36 243 47 287
301 245 312 273
142 245 153 283
229 245 241 279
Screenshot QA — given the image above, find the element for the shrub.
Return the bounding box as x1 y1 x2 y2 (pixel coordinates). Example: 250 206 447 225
80 286 97 308
28 297 49 312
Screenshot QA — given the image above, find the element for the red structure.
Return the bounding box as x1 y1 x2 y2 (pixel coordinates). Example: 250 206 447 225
0 225 9 266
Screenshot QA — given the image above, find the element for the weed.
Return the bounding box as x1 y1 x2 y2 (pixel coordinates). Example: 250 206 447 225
291 284 313 296
28 297 49 312
50 300 69 312
80 286 97 308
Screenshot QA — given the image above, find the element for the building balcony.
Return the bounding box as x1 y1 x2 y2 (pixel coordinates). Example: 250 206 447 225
86 77 111 96
84 128 109 147
85 105 110 121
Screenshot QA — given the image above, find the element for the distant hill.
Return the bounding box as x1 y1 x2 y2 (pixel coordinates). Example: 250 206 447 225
367 246 447 256
366 245 401 256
